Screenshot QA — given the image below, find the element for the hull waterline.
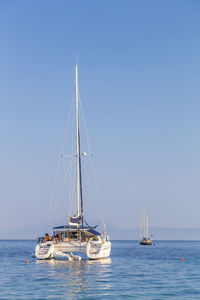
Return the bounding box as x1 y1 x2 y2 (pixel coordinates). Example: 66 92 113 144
35 239 111 260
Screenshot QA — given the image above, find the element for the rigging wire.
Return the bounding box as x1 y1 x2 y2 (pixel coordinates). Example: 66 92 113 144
46 83 106 234
63 156 73 223
69 102 77 217
79 95 106 231
48 156 74 224
46 96 74 226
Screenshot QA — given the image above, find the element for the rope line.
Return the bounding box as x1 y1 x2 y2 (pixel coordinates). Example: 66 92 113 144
79 95 106 230
46 96 74 225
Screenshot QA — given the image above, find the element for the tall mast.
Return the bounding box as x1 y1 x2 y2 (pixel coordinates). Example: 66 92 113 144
140 212 143 241
146 216 148 239
142 207 146 239
75 64 80 216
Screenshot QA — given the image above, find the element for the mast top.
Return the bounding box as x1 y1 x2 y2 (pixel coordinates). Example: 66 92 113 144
75 63 80 217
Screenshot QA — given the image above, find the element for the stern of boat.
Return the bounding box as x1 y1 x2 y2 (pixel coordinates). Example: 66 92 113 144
35 241 55 260
86 239 111 259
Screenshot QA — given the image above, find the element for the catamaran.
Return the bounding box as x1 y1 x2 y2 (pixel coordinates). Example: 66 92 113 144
35 64 111 260
139 207 152 245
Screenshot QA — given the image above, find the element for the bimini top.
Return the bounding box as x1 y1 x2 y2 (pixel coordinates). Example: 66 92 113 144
53 225 101 236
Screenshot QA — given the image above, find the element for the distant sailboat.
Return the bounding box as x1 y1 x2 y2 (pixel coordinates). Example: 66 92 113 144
139 207 152 245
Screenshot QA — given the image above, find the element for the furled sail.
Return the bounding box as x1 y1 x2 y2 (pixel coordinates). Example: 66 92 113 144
69 215 81 226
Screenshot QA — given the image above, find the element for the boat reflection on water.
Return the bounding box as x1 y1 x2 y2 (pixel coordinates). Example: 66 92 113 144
35 258 112 298
35 257 112 267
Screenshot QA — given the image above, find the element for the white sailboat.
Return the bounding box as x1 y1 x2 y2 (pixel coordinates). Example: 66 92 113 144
139 207 152 245
35 64 111 260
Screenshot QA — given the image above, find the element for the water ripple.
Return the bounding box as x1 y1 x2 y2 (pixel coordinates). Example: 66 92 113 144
0 240 200 299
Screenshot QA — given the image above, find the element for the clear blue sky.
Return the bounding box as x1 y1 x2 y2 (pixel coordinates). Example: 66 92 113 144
0 0 200 234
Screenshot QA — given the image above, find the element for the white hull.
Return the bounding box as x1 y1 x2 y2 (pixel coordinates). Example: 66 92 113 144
35 239 111 260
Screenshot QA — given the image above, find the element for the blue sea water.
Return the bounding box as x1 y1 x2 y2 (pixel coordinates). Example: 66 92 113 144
0 240 200 299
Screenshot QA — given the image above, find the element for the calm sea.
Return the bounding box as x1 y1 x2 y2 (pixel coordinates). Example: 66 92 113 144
0 240 200 299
